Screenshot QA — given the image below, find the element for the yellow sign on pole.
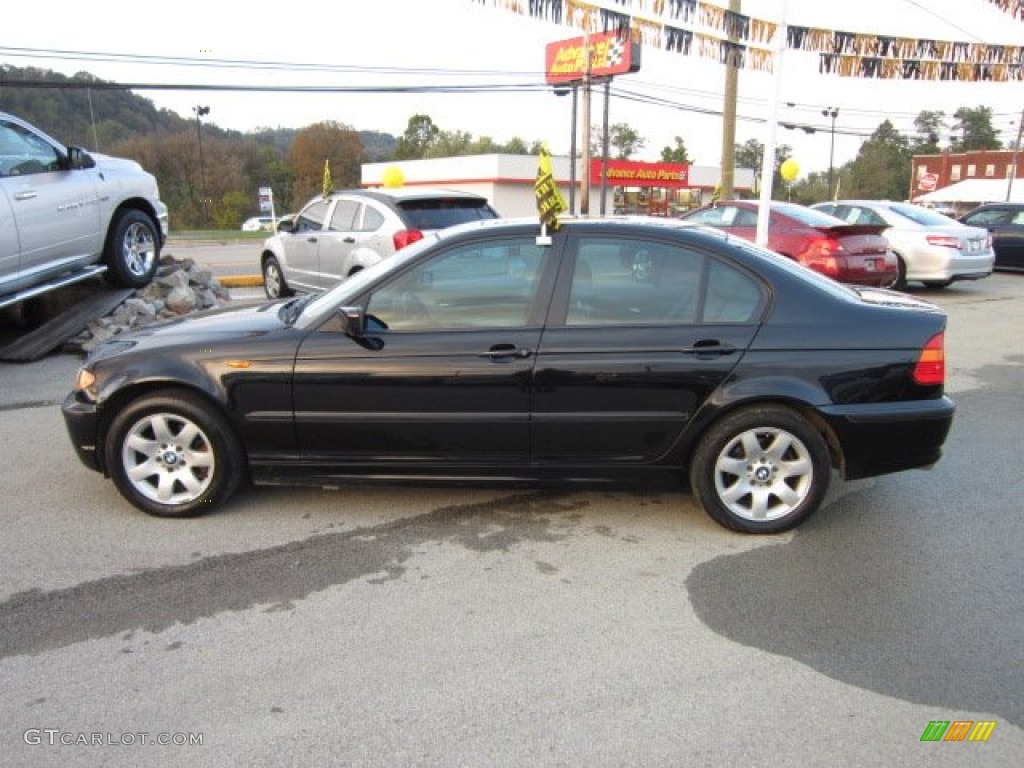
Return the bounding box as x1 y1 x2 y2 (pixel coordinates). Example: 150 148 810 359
535 145 567 231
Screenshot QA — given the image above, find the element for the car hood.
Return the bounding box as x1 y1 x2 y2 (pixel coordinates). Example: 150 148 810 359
88 300 294 361
90 152 147 175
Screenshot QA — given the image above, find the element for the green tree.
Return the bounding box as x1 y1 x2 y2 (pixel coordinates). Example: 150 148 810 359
912 110 945 155
591 122 646 159
844 120 911 200
951 106 1001 151
394 114 440 159
660 136 692 164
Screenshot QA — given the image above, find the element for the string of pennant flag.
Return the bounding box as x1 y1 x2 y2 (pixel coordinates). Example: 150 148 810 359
475 0 1024 81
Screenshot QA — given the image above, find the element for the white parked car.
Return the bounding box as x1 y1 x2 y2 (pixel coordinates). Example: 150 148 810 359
0 111 168 309
241 216 275 232
811 200 993 289
260 188 499 298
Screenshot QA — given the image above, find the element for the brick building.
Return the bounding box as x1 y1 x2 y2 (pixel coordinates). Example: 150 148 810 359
911 149 1021 200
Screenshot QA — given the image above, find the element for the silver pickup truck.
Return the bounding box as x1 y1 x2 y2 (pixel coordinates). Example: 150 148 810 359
0 111 168 309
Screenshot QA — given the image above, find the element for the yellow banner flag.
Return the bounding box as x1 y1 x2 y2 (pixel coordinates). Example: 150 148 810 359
322 158 333 199
535 145 567 230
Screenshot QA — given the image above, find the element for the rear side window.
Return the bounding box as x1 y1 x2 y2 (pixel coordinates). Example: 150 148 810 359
566 237 763 326
397 198 498 230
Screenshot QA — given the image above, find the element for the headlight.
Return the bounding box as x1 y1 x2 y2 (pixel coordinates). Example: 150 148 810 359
74 368 97 394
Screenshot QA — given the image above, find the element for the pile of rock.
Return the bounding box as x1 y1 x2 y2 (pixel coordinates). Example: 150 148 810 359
67 255 233 353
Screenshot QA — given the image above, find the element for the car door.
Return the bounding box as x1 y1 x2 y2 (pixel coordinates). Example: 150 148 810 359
279 199 330 291
0 117 102 284
292 233 560 464
313 197 362 286
0 183 19 294
531 234 765 464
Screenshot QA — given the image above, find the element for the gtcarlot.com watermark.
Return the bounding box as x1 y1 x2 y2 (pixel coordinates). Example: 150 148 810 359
24 729 203 747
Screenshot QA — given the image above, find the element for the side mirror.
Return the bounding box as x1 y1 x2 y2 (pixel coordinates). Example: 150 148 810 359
67 147 95 170
338 306 365 337
277 218 295 233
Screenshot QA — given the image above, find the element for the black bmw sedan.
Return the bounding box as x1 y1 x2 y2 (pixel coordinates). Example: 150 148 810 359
62 217 955 533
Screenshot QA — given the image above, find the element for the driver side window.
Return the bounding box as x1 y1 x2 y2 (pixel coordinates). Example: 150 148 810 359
366 238 549 331
0 121 60 178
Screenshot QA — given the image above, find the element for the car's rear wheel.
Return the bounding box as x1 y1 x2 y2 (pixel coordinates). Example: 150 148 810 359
262 255 293 299
105 210 160 288
890 254 907 290
924 279 953 289
105 391 244 518
690 405 831 533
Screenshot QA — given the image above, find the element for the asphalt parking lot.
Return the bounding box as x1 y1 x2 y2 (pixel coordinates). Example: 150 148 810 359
0 274 1021 767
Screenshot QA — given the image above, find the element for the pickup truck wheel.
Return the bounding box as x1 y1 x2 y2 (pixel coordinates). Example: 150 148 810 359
690 405 831 534
105 210 160 288
105 391 244 518
262 255 293 298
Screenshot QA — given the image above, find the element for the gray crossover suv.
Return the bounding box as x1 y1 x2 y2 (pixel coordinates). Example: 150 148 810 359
260 187 499 298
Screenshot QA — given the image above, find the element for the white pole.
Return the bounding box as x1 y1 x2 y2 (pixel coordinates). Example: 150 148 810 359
755 0 788 247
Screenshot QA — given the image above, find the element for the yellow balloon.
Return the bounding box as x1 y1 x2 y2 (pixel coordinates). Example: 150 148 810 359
382 166 405 188
780 158 799 181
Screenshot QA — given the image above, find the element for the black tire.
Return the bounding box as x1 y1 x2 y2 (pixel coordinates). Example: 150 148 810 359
689 405 831 534
104 210 160 288
262 255 293 299
891 254 907 291
923 279 953 289
105 391 245 518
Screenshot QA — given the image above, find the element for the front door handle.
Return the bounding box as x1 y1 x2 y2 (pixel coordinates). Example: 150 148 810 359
480 344 533 360
686 339 737 358
14 191 37 201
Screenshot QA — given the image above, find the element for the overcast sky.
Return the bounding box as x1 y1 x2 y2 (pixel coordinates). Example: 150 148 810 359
6 0 1024 176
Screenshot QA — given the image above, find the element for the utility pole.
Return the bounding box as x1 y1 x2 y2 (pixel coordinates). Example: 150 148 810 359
1006 109 1024 201
580 33 592 215
193 105 210 226
822 106 839 201
719 0 741 201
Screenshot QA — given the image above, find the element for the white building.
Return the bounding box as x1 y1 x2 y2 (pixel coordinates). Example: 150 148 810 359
362 154 755 218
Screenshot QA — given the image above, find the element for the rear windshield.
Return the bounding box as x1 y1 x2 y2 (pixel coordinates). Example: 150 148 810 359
397 198 499 230
883 203 956 226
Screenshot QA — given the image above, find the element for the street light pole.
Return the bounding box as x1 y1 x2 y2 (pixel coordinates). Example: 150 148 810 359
822 107 839 201
193 105 210 226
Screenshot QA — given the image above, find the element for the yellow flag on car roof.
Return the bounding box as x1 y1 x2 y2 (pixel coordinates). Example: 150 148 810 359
535 144 567 230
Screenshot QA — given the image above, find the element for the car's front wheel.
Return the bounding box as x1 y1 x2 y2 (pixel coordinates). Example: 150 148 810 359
690 405 831 533
105 210 160 288
105 391 244 517
262 255 293 299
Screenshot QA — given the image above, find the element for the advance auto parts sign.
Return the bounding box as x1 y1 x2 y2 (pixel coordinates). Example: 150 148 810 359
545 32 642 85
590 159 690 189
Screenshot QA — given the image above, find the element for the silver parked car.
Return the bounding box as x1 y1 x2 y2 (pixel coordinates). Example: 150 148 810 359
0 111 168 309
811 200 993 289
260 188 499 298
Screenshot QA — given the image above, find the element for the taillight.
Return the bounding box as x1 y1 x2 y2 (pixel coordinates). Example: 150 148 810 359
913 333 945 385
393 229 424 250
806 236 844 276
926 234 962 249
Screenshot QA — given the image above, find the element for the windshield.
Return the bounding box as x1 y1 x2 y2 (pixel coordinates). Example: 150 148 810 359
397 198 498 230
297 233 442 324
773 203 846 227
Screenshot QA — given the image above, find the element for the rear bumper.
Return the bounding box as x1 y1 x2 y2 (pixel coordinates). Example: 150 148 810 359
819 396 955 480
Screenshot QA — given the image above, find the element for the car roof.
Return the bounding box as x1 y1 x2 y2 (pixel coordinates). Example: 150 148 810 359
335 187 490 203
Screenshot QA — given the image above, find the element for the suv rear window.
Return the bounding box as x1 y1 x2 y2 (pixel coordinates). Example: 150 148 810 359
397 198 498 230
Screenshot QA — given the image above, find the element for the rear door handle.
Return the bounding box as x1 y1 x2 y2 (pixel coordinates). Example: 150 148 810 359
13 191 37 201
480 344 533 360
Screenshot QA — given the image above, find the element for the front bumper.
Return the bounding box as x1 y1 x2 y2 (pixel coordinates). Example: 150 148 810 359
62 392 103 473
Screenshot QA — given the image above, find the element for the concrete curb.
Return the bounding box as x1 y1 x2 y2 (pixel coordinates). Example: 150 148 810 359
218 275 265 288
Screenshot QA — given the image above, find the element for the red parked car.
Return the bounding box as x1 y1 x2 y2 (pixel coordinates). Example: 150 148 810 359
680 200 898 287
